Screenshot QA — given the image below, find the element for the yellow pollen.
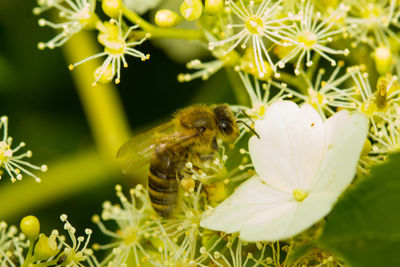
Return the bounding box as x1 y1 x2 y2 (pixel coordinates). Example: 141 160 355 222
293 189 308 202
245 16 264 35
298 31 317 48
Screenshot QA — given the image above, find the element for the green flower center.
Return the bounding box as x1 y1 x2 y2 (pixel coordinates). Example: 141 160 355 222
297 31 317 48
0 141 12 163
119 226 137 245
105 39 125 55
246 16 264 35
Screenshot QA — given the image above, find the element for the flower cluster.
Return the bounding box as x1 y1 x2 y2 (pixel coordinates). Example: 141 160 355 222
0 221 28 266
0 215 97 266
201 101 368 241
34 0 98 49
345 0 400 49
34 0 150 85
69 15 151 86
0 116 47 183
28 0 400 266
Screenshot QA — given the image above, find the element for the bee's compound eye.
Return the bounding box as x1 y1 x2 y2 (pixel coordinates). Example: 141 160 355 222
219 121 233 135
198 127 206 133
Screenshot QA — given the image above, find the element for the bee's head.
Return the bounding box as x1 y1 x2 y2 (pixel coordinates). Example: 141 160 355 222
213 104 239 142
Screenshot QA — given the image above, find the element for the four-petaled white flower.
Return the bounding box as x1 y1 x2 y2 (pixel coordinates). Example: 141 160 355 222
200 101 368 241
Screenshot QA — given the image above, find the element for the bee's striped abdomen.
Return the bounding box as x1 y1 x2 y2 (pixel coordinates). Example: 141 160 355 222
148 151 180 217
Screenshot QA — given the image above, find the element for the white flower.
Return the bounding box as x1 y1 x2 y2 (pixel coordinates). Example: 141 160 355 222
346 0 400 48
56 214 96 267
69 16 150 86
0 116 47 183
200 101 368 241
92 184 155 267
35 0 98 49
276 1 349 75
209 0 293 77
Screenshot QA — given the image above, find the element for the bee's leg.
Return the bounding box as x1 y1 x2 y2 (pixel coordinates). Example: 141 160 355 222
196 136 218 162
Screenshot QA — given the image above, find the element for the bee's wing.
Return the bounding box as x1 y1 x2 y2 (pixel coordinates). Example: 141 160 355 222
116 121 177 173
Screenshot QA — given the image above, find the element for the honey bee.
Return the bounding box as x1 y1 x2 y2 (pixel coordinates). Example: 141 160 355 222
117 104 239 217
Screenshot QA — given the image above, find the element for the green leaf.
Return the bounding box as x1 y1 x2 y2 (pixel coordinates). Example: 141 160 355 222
318 152 400 267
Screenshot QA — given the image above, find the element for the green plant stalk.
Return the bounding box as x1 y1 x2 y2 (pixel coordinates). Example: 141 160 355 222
20 239 35 267
277 72 308 94
62 32 130 164
33 258 60 267
306 53 321 81
225 67 251 106
123 5 204 40
0 149 115 220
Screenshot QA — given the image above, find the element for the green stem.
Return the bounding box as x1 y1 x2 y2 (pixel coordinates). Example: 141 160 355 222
278 72 308 95
21 239 35 267
123 5 204 40
33 257 61 267
0 150 111 220
0 148 148 220
306 53 321 80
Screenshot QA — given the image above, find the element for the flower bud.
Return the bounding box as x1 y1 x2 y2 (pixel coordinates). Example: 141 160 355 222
361 139 371 157
34 234 59 261
20 215 40 239
204 182 226 202
180 0 203 21
240 48 272 81
221 50 240 67
205 0 223 15
155 9 181 27
373 46 392 74
102 0 122 18
83 13 100 30
273 41 295 60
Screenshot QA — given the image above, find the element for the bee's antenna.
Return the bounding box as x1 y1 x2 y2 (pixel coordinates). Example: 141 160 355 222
241 110 255 124
236 120 260 139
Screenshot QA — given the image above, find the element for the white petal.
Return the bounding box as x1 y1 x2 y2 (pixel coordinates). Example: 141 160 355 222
240 192 337 241
311 111 368 194
200 176 338 242
249 101 325 191
200 176 292 233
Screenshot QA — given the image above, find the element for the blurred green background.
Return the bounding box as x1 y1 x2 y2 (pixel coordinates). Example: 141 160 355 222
0 0 236 240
